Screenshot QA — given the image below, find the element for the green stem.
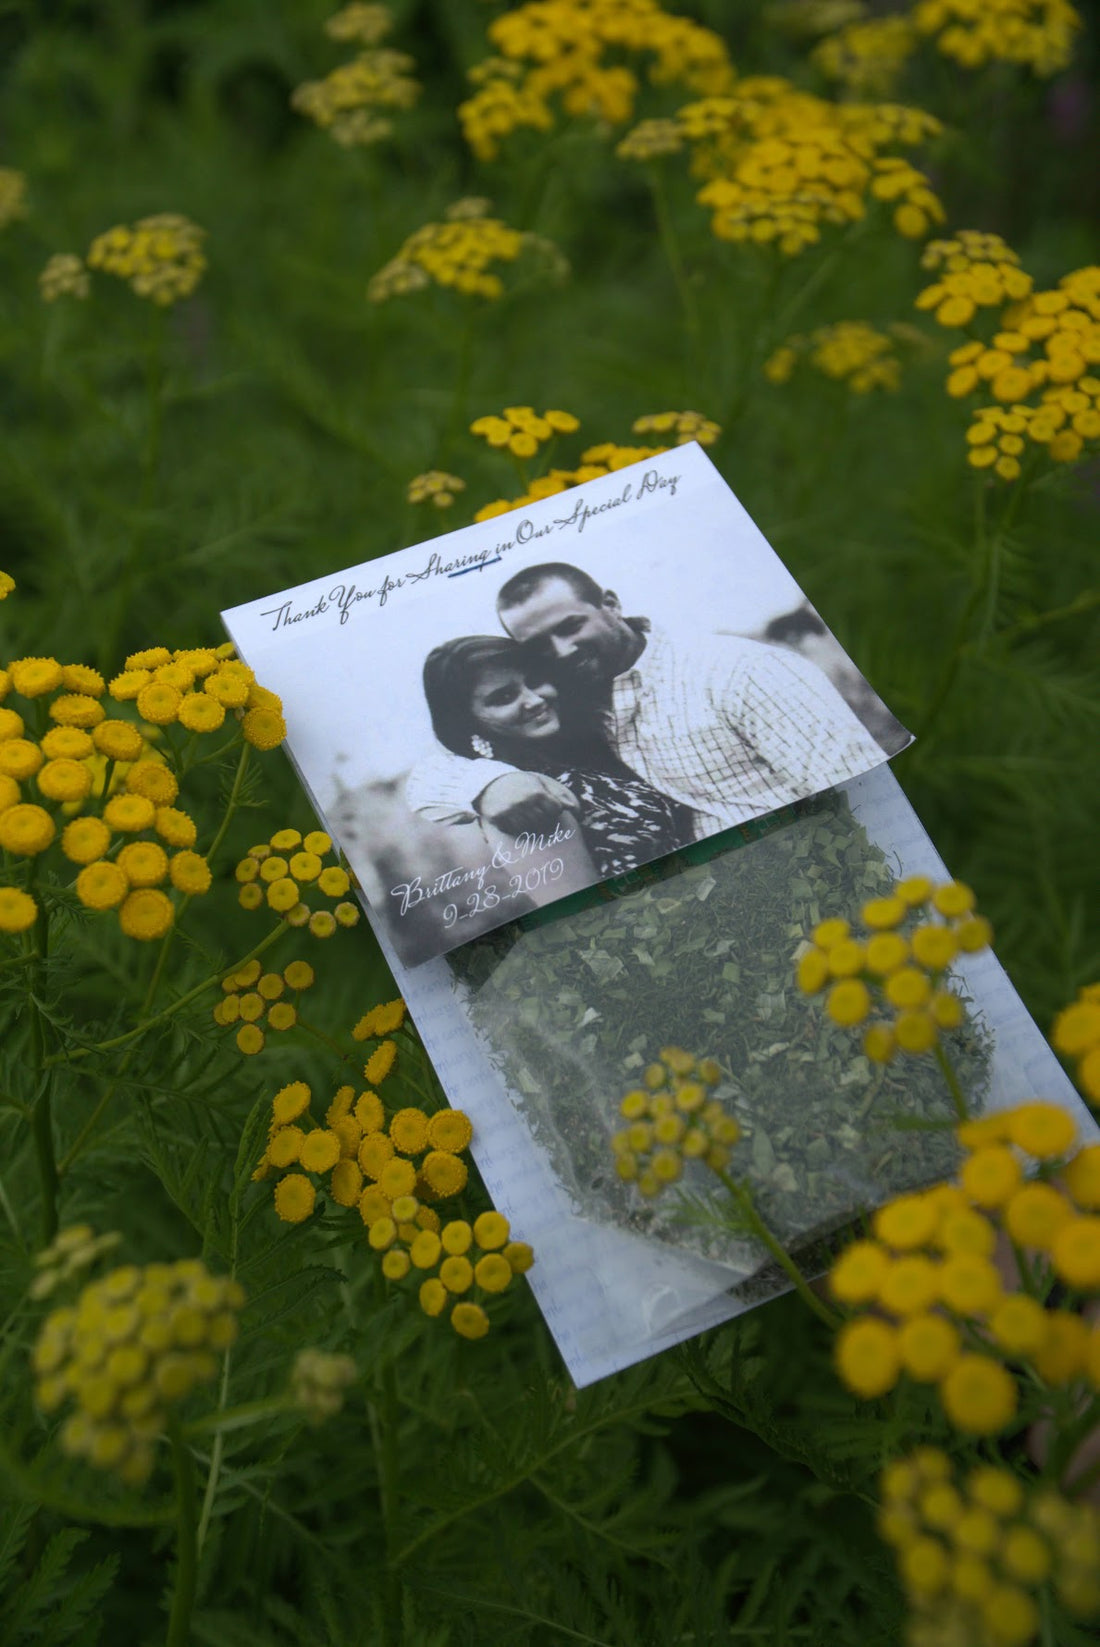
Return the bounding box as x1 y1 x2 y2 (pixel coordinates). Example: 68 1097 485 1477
713 1168 839 1329
649 166 700 381
27 890 57 1243
933 1042 969 1122
296 1017 359 1071
50 920 289 1070
166 1420 199 1647
185 1393 293 1442
368 1271 402 1646
57 922 289 1174
204 741 251 865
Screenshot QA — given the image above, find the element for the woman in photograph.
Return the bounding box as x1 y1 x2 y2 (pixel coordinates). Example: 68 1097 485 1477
421 636 691 879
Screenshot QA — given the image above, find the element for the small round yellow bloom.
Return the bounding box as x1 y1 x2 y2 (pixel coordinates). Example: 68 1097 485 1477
940 1354 1017 1434
899 1314 960 1382
76 861 128 911
796 949 829 993
960 1146 1022 1210
812 918 850 949
1050 1216 1100 1290
169 851 211 895
956 915 992 952
830 1240 890 1304
862 896 906 930
241 707 287 750
378 1157 417 1199
318 866 350 897
267 877 300 912
49 694 105 728
381 1249 411 1280
125 760 178 804
418 1278 447 1316
238 884 262 909
236 1023 264 1054
119 889 174 940
911 924 959 971
154 807 198 848
932 881 975 918
1064 1144 1100 1210
267 1127 304 1168
451 1301 490 1339
358 1186 391 1226
274 1174 316 1223
900 1534 949 1596
894 1010 937 1054
980 1584 1038 1647
61 816 111 864
283 960 315 991
104 794 155 833
967 1465 1023 1518
267 1002 296 1031
1034 1310 1089 1384
874 1195 937 1251
364 1041 397 1085
865 933 909 975
272 1081 311 1126
309 910 336 938
441 1221 472 1256
878 1255 940 1317
136 682 181 725
270 829 301 850
862 1024 896 1062
0 739 43 781
409 1230 442 1269
1003 1182 1072 1250
299 1130 341 1173
473 1211 509 1250
421 1151 468 1196
93 720 144 762
896 876 932 907
116 841 169 888
439 1255 474 1293
358 1131 395 1179
368 1217 396 1251
826 940 866 979
355 1091 384 1133
10 657 63 697
330 1159 363 1207
177 693 225 733
936 1207 996 1258
37 758 94 804
827 979 871 1027
475 1254 512 1293
990 1295 1049 1357
885 968 932 1011
1004 1101 1076 1160
427 1109 473 1152
835 1317 901 1398
40 726 93 760
0 886 38 933
0 803 55 855
939 1253 1002 1316
389 1108 429 1154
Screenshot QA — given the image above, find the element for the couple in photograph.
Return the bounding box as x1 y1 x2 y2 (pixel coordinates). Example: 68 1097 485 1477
408 560 894 882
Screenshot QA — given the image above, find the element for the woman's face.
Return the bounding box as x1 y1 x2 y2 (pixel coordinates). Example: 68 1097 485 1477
469 665 560 746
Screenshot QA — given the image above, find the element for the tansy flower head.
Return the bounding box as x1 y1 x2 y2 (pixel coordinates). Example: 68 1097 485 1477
407 471 466 508
87 214 206 306
32 1257 243 1485
290 1348 357 1423
613 1048 735 1194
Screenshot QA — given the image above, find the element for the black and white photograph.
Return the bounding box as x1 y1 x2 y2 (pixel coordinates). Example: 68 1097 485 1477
224 444 911 966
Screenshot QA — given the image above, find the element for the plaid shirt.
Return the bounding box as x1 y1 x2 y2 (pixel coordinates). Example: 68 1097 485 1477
405 628 888 835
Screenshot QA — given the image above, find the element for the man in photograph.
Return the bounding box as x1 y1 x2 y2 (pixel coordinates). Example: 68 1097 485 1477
404 560 897 841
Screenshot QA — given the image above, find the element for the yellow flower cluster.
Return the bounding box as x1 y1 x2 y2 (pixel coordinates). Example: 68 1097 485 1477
324 3 392 44
30 1224 121 1301
471 405 580 458
1052 982 1100 1103
0 167 28 229
832 1103 1100 1433
407 470 466 508
255 1079 475 1234
612 1047 739 1195
879 1448 1099 1646
234 827 358 934
765 320 903 393
0 655 219 938
796 878 990 1060
812 15 917 97
368 203 560 302
615 117 682 161
86 214 206 306
912 0 1082 77
291 48 418 147
39 253 90 302
459 0 734 161
376 1207 534 1340
627 79 943 255
942 266 1100 480
917 231 1033 329
290 1347 357 1423
473 440 666 521
0 571 13 599
33 1258 243 1486
106 642 287 749
214 958 316 1055
764 0 866 38
352 996 406 1040
631 409 720 445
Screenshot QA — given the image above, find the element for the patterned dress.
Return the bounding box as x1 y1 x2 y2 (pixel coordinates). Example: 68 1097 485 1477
550 767 687 878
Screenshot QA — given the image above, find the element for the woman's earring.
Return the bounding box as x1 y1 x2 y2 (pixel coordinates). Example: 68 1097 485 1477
470 734 494 759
